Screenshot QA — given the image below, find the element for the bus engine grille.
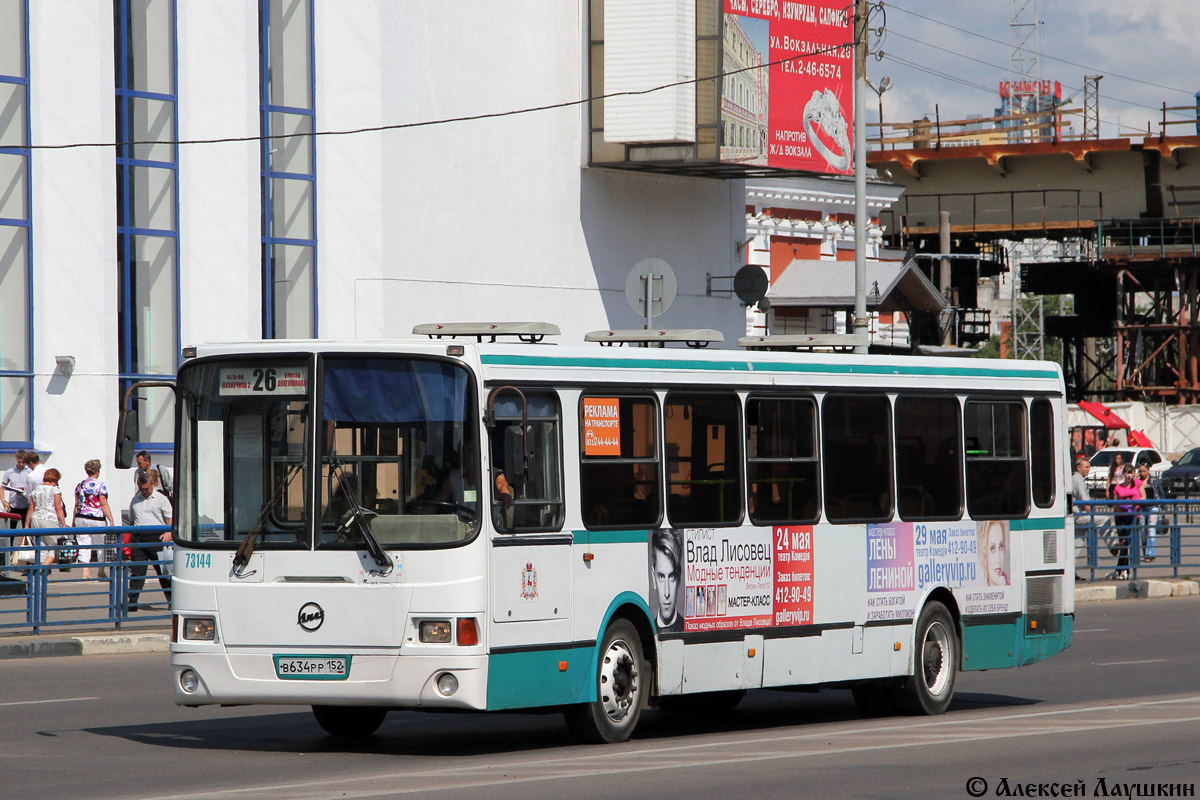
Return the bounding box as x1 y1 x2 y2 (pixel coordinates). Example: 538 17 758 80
1025 575 1062 636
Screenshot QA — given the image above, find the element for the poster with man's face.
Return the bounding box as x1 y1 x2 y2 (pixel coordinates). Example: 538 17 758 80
648 529 684 631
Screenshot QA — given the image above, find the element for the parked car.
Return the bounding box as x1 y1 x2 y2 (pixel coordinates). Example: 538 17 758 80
1161 447 1200 498
1085 447 1169 497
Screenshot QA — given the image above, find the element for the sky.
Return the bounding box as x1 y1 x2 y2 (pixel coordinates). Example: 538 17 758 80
864 0 1199 140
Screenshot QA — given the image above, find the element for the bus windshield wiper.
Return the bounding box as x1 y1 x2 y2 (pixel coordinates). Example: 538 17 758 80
332 460 393 573
233 461 302 573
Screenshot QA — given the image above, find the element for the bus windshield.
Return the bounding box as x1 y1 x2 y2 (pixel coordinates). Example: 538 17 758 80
318 356 478 548
176 355 479 549
177 358 312 546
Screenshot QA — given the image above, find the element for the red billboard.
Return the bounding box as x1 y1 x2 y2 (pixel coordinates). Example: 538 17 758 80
720 0 854 174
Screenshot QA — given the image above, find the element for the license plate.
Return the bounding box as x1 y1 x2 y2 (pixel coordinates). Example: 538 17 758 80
274 655 351 680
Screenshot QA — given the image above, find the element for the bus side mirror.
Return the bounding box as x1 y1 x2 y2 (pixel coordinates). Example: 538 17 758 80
115 406 139 470
504 425 529 485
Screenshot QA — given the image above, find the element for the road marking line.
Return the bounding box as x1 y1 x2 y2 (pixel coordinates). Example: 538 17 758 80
1073 628 1108 633
141 713 1200 800
1095 659 1167 666
0 696 98 707
138 697 1200 800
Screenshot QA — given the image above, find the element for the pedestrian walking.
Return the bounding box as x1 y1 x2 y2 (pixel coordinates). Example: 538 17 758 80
26 467 67 566
73 459 114 579
134 451 173 501
1110 465 1141 580
1 450 31 571
1071 456 1091 579
1 450 31 528
25 451 46 491
126 471 172 612
1137 463 1162 562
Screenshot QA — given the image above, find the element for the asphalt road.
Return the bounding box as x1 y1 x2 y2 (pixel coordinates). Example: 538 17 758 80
2 596 1197 800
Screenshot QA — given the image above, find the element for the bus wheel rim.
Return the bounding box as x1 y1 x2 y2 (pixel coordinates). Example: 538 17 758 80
921 620 951 696
599 638 638 722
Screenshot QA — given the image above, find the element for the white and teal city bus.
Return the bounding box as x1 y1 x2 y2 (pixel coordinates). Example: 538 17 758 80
136 323 1072 743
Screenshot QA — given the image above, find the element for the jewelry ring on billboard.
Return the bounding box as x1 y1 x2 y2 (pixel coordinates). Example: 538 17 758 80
802 89 851 171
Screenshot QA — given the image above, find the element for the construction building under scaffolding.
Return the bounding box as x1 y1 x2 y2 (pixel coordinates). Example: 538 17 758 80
868 114 1200 404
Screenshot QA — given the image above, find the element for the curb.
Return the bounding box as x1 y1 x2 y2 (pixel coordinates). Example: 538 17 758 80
1075 579 1199 603
0 632 169 660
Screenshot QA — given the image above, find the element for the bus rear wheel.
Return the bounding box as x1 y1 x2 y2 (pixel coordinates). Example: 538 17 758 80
564 619 645 743
311 705 388 739
897 601 958 715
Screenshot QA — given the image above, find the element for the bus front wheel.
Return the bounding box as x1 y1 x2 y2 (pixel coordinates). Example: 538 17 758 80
897 601 958 715
564 619 645 743
311 705 388 739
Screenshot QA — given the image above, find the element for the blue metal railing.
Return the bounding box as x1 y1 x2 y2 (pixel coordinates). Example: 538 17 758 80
1073 499 1200 581
0 524 172 634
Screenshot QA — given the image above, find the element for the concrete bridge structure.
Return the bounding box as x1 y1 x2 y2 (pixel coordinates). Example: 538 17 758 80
868 133 1200 403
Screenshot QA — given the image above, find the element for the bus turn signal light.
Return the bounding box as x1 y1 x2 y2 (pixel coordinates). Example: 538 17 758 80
456 617 479 646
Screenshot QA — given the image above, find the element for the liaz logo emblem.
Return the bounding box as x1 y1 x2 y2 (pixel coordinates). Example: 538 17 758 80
520 561 538 600
297 602 324 632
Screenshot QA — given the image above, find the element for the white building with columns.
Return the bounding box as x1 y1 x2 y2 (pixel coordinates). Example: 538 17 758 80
741 176 937 347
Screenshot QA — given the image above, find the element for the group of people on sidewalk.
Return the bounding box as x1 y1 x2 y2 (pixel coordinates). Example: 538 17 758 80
1 449 174 611
1071 454 1163 581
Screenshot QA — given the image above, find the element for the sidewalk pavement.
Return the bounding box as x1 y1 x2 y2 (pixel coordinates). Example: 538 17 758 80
1 579 1196 662
1074 576 1199 602
0 630 169 660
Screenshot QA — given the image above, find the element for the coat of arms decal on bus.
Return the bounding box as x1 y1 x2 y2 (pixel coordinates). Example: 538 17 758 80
520 562 539 600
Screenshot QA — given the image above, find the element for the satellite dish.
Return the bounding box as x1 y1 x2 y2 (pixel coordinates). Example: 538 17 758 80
625 258 678 322
733 265 768 305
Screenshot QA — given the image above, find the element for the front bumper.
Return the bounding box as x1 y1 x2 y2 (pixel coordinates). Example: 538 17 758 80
171 648 488 710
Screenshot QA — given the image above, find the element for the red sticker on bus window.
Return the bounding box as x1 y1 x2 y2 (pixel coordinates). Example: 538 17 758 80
582 398 621 456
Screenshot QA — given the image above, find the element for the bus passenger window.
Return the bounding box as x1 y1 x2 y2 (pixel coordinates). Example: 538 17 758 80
965 400 1029 518
895 396 963 521
665 393 742 526
746 396 819 524
1030 398 1055 508
580 396 660 529
822 394 892 522
488 390 564 533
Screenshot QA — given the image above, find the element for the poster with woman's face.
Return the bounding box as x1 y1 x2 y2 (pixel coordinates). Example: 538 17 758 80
976 520 1010 586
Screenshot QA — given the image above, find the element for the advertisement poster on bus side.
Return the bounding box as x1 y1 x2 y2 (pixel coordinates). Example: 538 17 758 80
866 522 916 622
681 527 774 632
581 397 621 456
909 520 1017 616
720 0 854 174
772 525 814 626
913 521 979 589
960 520 1017 615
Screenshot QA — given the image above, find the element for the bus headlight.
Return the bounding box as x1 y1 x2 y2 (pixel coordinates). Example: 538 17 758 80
179 669 201 694
182 617 216 641
419 620 452 643
436 672 459 696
